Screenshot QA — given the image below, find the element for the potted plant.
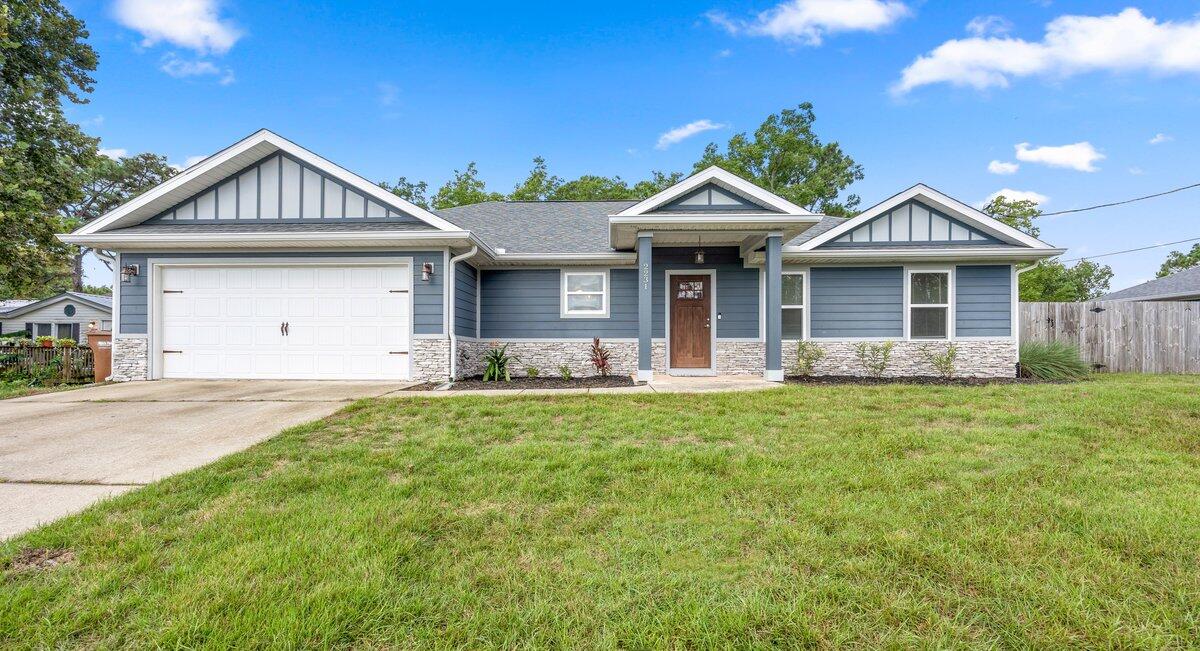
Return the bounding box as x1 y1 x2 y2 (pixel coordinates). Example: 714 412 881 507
56 338 77 348
36 336 55 348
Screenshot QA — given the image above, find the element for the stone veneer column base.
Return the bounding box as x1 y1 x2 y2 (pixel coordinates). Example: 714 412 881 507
110 336 149 382
411 337 451 382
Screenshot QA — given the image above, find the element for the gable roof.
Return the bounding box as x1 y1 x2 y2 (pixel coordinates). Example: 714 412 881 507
796 184 1056 251
0 292 112 319
1100 266 1200 301
72 129 461 235
615 166 814 217
438 201 636 254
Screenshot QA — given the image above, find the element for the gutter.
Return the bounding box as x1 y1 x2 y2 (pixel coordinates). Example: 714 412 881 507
446 245 479 381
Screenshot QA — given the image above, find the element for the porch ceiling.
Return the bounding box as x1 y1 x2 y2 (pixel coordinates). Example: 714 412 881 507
609 215 820 250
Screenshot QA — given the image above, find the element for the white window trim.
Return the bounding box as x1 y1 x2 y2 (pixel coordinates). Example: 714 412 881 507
560 268 610 318
781 270 806 340
905 267 954 341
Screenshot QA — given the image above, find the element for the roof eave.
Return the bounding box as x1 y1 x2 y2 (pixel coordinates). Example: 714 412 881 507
750 246 1067 265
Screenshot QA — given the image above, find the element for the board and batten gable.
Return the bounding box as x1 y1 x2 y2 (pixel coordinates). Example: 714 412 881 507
146 152 426 224
821 200 1001 247
115 251 446 335
649 183 778 213
955 265 1012 337
478 247 759 340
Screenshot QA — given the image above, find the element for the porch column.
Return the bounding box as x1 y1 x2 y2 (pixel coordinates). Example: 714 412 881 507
764 234 783 381
637 233 653 383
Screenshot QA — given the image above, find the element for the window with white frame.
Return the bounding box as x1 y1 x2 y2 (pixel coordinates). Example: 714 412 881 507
561 270 609 317
909 271 950 339
782 272 804 339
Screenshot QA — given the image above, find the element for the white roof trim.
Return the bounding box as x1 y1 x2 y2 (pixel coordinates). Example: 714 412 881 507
75 129 461 235
613 166 814 217
753 246 1066 264
796 184 1055 251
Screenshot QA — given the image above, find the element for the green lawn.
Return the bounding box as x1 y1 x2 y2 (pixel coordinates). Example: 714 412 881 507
4 375 1200 648
0 380 89 401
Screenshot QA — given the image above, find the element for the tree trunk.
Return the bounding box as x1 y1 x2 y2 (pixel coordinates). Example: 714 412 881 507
71 248 85 292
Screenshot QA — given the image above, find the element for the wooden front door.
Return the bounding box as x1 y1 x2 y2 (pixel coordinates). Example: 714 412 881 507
669 274 712 369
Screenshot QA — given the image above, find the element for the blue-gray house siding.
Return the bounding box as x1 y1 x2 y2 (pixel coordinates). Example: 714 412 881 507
955 265 1012 337
115 251 446 335
809 267 904 338
454 262 478 338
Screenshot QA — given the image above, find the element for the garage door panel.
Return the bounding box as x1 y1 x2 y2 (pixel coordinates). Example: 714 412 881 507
160 264 410 380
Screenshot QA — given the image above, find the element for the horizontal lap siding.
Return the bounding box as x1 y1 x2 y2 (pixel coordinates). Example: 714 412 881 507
810 267 903 338
651 248 758 339
955 265 1012 337
454 263 477 337
116 251 444 335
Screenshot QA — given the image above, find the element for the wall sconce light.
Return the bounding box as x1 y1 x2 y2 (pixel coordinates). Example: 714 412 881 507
120 264 140 283
88 321 98 331
421 262 434 281
693 236 705 265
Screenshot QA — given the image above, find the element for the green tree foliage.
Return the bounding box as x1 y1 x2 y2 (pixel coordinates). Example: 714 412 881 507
508 159 682 202
79 284 111 296
379 176 430 209
549 175 636 201
431 162 504 209
1156 243 1200 278
982 195 1113 302
0 0 99 298
61 152 176 290
693 103 863 216
631 171 685 199
509 157 561 201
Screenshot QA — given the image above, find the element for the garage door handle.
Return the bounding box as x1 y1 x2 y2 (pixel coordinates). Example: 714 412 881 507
284 322 289 336
163 350 182 354
389 351 408 355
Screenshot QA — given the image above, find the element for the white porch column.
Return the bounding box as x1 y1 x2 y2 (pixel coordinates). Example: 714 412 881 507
764 234 783 381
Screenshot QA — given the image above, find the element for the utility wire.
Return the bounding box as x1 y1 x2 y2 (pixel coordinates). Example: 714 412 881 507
1061 236 1200 262
1041 181 1200 216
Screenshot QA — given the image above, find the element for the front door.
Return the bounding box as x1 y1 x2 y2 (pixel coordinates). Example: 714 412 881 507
669 274 712 370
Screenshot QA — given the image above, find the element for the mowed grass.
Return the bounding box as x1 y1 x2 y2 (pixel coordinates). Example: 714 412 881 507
4 375 1200 648
0 380 87 401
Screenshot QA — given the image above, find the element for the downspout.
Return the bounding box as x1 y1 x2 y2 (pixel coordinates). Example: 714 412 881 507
447 245 479 381
1014 260 1042 347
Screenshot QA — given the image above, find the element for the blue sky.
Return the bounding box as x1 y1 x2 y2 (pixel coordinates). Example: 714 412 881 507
69 0 1200 290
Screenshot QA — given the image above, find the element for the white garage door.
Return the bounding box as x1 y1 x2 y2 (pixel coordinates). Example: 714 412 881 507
158 264 411 380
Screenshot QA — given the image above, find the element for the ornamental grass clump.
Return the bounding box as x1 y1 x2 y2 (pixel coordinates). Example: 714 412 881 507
1019 341 1090 381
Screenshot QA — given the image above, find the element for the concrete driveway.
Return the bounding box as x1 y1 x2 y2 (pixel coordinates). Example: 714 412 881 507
0 380 409 540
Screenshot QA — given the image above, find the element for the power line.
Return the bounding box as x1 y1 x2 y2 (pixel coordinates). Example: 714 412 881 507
1061 236 1200 263
1041 181 1200 216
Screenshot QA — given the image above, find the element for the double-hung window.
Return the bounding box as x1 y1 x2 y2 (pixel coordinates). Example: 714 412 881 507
561 270 609 317
909 271 950 339
781 272 805 339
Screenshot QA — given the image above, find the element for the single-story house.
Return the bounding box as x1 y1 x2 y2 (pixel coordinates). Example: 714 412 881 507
59 130 1063 382
0 292 113 343
1099 265 1200 302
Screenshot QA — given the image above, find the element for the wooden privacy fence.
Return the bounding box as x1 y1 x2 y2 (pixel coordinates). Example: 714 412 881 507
0 344 95 383
1019 301 1200 373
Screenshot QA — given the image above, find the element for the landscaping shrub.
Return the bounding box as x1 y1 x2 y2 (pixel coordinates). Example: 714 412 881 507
56 338 77 348
1020 341 1090 381
590 337 611 377
919 343 958 379
792 341 825 376
853 341 894 377
35 336 55 348
482 343 515 382
558 364 573 381
525 366 539 378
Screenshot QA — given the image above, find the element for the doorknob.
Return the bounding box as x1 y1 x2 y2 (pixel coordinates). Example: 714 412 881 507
704 318 710 329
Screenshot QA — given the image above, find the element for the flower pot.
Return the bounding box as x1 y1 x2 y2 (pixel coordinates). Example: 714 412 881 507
40 340 53 348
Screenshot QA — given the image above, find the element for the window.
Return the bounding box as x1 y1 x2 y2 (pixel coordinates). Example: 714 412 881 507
561 270 609 317
57 324 73 339
909 271 950 339
782 272 804 339
35 323 52 337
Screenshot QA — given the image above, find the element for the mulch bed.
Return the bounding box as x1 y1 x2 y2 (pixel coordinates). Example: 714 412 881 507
785 375 1045 386
5 548 75 573
449 375 635 391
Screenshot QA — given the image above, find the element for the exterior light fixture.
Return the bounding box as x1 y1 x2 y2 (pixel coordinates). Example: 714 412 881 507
120 264 140 283
693 237 705 265
422 262 434 281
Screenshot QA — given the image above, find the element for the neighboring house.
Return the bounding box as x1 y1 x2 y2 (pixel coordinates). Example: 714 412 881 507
59 130 1063 383
1099 266 1200 302
0 292 113 342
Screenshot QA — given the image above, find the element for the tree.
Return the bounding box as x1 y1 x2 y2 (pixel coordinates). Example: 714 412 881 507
1 0 99 298
549 175 636 201
431 162 504 209
1157 243 1200 278
632 171 685 199
79 284 111 296
1019 260 1113 302
693 103 863 216
981 195 1041 238
982 194 1112 301
509 157 561 201
379 176 430 209
61 152 176 290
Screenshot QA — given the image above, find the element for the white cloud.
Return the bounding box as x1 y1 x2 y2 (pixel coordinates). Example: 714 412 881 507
1128 166 1145 175
1149 132 1173 144
707 0 910 46
894 8 1200 94
98 148 128 160
377 82 400 107
113 0 241 55
965 15 1012 37
184 155 208 167
716 48 733 58
160 54 234 84
655 119 727 150
987 160 1019 175
1015 141 1104 172
983 188 1049 206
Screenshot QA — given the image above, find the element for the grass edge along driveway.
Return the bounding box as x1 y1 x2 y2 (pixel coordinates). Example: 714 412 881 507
3 374 1199 648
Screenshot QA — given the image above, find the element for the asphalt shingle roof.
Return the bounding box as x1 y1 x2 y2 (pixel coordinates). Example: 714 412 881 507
1100 265 1200 301
786 216 848 247
436 201 637 254
105 221 438 234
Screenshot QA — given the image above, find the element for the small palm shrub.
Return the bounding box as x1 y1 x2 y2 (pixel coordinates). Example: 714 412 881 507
482 343 516 382
525 366 539 378
1019 341 1090 381
558 364 573 381
590 337 611 377
919 343 958 379
853 341 894 378
792 341 825 376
